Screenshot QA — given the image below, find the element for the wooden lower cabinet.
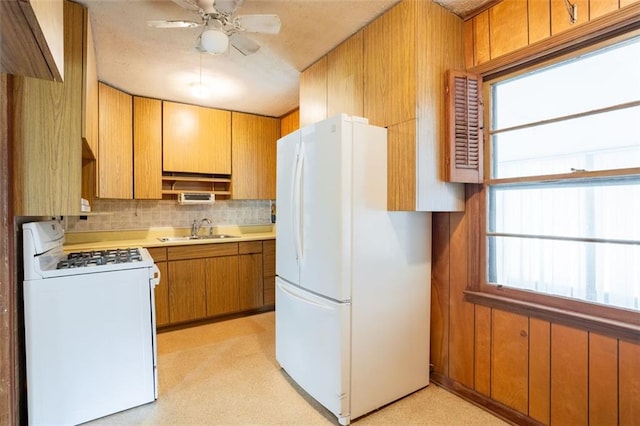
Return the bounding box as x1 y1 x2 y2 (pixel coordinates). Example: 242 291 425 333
147 247 170 327
206 256 239 316
154 261 169 326
157 239 274 327
262 240 276 306
168 258 208 323
238 241 263 310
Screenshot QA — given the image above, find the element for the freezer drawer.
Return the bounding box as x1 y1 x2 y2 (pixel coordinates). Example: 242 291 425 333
275 278 351 425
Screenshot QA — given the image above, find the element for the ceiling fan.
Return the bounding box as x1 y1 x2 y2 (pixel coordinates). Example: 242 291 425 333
148 0 281 56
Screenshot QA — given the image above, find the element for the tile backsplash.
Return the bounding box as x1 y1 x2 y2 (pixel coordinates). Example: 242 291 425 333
65 199 273 232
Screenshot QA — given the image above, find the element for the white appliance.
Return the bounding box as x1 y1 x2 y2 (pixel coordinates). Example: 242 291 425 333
275 114 431 425
22 220 160 425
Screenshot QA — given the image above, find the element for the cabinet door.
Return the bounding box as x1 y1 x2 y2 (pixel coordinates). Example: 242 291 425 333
239 253 263 310
231 112 279 200
280 109 299 137
0 0 64 81
262 240 276 306
363 0 416 128
238 241 263 310
98 82 132 199
82 12 98 157
168 259 207 323
154 261 169 327
205 256 239 316
148 247 169 327
163 101 231 174
327 30 364 118
12 0 83 216
299 56 327 127
133 97 162 199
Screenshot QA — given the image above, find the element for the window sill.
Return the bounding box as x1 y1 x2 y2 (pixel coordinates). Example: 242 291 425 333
464 290 640 344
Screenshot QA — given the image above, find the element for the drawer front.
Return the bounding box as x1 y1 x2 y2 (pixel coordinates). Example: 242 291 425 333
167 243 238 260
147 247 167 262
239 241 262 255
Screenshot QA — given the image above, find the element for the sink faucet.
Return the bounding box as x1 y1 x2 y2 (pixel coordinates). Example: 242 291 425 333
191 218 212 237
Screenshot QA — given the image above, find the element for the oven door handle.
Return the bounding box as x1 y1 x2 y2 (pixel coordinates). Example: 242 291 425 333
149 264 161 287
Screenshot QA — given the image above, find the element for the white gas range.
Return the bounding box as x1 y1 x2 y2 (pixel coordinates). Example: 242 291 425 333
22 220 160 425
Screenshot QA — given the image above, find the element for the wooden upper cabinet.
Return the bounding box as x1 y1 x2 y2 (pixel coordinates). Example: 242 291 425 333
295 0 465 212
299 56 328 127
163 101 231 175
363 0 416 128
12 0 84 216
82 12 98 157
133 97 162 199
327 30 364 118
0 0 64 81
364 0 465 212
232 112 280 200
98 82 133 199
280 109 299 137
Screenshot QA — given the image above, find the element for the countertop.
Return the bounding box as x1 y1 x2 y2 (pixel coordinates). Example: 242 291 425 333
63 224 275 251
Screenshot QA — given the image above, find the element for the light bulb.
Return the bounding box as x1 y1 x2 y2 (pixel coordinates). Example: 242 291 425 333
200 30 229 54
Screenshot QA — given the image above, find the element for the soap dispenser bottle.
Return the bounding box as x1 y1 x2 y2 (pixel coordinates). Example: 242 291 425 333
271 202 276 224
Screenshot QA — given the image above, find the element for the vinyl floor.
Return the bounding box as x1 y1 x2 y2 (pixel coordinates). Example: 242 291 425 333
86 311 507 425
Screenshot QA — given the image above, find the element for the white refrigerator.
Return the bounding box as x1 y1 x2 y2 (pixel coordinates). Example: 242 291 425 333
275 114 431 425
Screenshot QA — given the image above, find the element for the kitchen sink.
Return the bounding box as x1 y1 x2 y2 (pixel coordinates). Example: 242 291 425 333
201 234 239 239
157 234 239 242
157 236 199 242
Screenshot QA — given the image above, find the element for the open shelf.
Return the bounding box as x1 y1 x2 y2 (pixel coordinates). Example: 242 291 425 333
162 173 232 200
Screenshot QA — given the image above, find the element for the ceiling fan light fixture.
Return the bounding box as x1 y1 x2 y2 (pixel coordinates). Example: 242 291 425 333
200 29 229 54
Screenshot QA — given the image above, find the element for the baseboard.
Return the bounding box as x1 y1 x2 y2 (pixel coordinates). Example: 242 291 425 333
430 373 544 426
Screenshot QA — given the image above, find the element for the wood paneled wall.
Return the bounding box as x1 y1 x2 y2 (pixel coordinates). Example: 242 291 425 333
432 198 640 425
465 0 638 68
433 1 640 424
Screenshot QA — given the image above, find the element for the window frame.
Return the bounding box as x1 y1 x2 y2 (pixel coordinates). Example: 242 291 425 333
465 25 640 343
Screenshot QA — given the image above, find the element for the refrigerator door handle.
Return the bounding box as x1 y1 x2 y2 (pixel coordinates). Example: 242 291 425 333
293 143 304 262
277 279 336 311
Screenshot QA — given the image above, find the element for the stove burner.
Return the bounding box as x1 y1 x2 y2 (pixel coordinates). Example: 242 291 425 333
57 248 143 269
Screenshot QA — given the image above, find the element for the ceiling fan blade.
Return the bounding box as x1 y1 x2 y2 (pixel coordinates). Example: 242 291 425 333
229 33 260 56
215 0 245 15
234 14 281 34
171 0 203 13
148 20 201 28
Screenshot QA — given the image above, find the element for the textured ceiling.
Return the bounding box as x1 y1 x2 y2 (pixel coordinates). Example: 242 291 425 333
78 0 492 118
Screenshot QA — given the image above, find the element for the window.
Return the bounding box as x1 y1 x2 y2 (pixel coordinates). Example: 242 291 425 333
485 34 640 313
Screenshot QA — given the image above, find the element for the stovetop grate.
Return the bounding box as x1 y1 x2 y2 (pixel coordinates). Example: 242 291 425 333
57 248 143 269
